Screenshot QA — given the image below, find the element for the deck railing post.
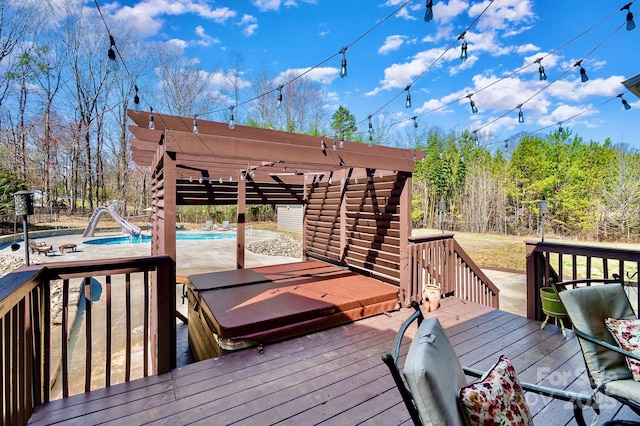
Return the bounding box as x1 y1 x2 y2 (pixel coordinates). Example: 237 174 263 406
153 258 176 374
525 242 540 320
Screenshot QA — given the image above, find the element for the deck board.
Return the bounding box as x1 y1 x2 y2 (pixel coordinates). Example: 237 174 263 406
29 297 640 425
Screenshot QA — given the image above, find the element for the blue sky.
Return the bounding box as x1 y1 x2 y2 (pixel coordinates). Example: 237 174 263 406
98 0 640 150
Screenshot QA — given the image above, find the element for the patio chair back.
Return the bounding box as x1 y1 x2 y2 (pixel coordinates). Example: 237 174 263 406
382 303 467 425
556 283 635 386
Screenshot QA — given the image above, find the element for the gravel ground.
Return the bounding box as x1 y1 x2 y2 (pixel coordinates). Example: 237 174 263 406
1 253 32 277
246 233 302 258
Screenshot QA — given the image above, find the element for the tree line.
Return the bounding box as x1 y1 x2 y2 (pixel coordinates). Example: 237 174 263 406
0 1 638 242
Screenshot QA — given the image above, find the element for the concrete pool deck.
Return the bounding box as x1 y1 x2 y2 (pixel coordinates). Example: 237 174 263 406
1 229 302 276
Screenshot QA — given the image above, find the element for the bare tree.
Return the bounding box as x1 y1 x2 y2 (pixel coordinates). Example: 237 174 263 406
0 0 36 106
601 148 640 241
149 43 220 117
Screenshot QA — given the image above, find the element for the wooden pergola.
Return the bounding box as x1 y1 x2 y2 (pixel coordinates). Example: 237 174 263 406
127 110 424 304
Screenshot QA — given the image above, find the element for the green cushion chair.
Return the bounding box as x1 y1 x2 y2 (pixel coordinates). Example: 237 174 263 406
554 280 640 416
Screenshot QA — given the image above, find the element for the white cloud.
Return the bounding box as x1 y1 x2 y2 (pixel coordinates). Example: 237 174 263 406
433 0 469 24
110 1 236 39
275 67 339 85
378 35 407 55
237 14 258 36
194 26 221 47
252 0 281 12
474 0 535 33
165 39 188 50
252 0 315 12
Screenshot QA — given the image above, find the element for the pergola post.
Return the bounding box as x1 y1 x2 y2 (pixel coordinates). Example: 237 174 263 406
399 173 412 306
236 172 246 269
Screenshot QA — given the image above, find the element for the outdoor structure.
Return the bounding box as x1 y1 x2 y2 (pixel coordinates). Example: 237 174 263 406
127 109 424 305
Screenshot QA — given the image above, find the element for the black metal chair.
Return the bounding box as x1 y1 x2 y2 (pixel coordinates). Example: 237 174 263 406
382 301 596 425
553 279 640 417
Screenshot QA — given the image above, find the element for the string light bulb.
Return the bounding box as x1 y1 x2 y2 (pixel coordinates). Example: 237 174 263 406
405 86 412 108
517 105 524 123
193 115 198 134
277 85 283 108
412 116 418 128
133 85 141 113
574 60 589 82
368 115 373 147
467 94 478 114
458 32 468 62
424 0 433 22
332 138 337 151
558 122 564 134
148 107 155 130
339 134 345 149
534 58 547 81
321 137 326 153
618 94 632 110
108 35 119 71
339 47 348 78
229 106 235 129
621 3 636 30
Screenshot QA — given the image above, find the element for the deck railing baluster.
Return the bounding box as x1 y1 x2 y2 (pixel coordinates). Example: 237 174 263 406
125 272 131 382
143 271 149 377
84 277 92 393
105 275 111 387
62 278 69 398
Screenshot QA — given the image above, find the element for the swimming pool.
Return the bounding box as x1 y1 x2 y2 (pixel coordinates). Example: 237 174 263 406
85 232 236 245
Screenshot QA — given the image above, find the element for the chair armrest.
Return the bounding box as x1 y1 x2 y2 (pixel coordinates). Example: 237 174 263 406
573 326 640 362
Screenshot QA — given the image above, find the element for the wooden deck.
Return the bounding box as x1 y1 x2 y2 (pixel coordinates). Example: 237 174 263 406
29 297 640 425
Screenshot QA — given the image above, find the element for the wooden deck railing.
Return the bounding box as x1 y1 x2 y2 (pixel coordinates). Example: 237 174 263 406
0 256 176 426
407 233 499 308
525 241 640 321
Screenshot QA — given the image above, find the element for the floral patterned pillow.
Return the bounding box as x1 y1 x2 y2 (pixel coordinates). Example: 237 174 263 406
604 317 640 381
459 355 533 426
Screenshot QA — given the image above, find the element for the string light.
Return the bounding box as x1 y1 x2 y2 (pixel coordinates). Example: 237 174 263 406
339 47 348 78
424 0 433 22
458 31 468 61
339 133 345 148
467 94 478 114
321 137 327 153
621 3 636 30
332 138 337 151
412 116 418 128
618 93 632 110
148 107 155 130
193 115 198 134
517 105 524 123
277 85 283 108
534 58 547 81
558 122 564 133
405 86 412 108
229 106 235 129
574 60 589 82
133 85 141 113
107 35 119 71
368 115 374 147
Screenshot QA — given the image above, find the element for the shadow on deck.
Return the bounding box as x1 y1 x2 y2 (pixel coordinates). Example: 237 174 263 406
29 298 640 425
